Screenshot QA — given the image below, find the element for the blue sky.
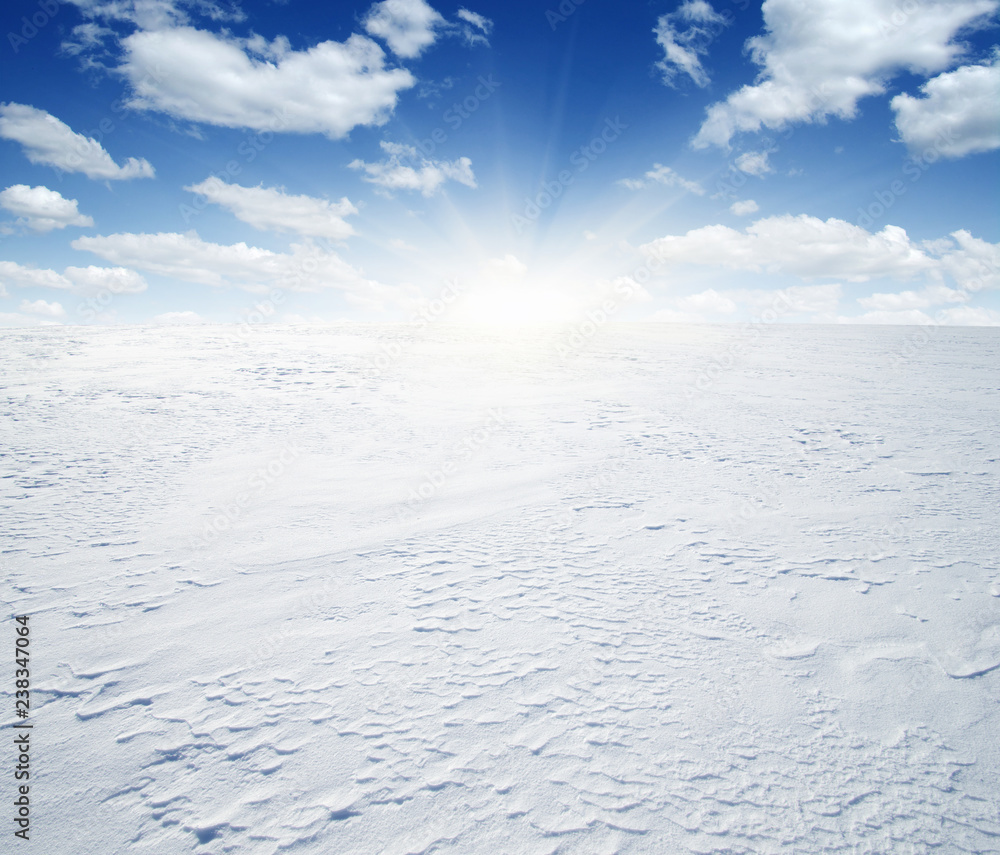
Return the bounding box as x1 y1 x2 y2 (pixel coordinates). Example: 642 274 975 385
0 0 998 327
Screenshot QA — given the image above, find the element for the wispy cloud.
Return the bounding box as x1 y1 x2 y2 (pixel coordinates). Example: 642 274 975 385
185 180 359 241
349 142 476 196
618 163 704 194
0 103 154 179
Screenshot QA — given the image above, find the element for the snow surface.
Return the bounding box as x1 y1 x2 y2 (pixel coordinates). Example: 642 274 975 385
3 322 1000 854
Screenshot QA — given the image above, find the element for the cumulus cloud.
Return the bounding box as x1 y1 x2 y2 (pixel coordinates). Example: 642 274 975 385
857 283 966 311
119 28 414 138
640 215 1000 297
654 0 729 88
0 261 73 290
0 103 155 179
363 0 446 59
642 215 936 281
891 51 1000 157
0 185 94 232
849 304 1000 326
0 260 149 294
185 179 358 240
692 0 998 149
936 305 1000 326
19 299 66 318
938 229 1000 291
72 231 393 306
730 199 759 216
349 141 476 196
735 151 772 176
618 164 704 194
64 265 148 294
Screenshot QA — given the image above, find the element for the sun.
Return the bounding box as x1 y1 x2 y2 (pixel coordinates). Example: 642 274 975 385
451 281 582 326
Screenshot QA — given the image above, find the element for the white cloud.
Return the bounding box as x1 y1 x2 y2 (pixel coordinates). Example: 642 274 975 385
19 298 66 318
0 260 149 294
153 310 208 325
0 261 73 290
642 215 937 282
349 141 476 196
61 22 115 58
363 0 446 59
678 288 737 314
937 305 1000 326
65 0 244 29
850 308 937 325
850 303 1000 326
0 103 155 180
938 230 1000 291
0 185 94 232
72 231 393 306
64 266 148 294
641 217 1000 319
654 0 729 88
618 164 704 194
185 179 358 240
858 284 966 311
456 7 493 46
692 0 998 149
120 28 415 138
891 52 1000 157
730 199 759 215
735 151 771 176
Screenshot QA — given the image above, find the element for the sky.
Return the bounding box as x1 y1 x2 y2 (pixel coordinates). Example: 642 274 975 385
0 0 998 327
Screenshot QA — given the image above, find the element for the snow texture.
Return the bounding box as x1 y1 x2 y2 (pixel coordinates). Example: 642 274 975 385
2 323 999 853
